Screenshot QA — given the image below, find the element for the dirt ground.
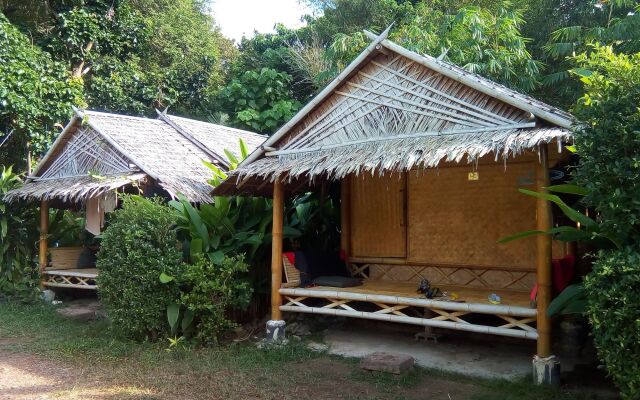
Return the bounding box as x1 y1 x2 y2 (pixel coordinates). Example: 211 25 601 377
0 303 615 400
0 349 153 400
0 348 481 400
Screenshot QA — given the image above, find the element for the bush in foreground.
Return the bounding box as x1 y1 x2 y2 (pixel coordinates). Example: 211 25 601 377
0 166 39 300
97 195 182 340
584 248 640 398
180 254 252 345
573 46 640 399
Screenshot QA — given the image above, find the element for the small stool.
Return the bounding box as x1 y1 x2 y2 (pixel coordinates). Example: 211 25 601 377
414 308 442 342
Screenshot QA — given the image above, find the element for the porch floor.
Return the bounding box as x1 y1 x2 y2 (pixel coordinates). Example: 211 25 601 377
44 268 98 278
280 279 537 339
309 280 532 308
43 268 98 290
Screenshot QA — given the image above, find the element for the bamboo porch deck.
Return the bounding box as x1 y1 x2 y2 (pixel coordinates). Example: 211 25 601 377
280 279 538 340
43 268 98 290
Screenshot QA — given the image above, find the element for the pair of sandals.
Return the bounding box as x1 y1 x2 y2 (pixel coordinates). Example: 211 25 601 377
416 278 442 299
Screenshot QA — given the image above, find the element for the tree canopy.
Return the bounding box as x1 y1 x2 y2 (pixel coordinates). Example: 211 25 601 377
2 0 639 169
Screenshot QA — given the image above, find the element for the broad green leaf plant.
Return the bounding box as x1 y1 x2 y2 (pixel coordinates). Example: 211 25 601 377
499 181 620 317
0 166 39 299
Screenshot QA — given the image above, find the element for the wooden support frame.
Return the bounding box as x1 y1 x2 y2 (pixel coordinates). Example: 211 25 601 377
536 143 553 357
271 178 284 320
43 269 98 290
39 200 49 289
280 287 538 340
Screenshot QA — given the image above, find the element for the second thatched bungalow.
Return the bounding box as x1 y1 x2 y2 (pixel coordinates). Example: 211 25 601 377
5 108 265 291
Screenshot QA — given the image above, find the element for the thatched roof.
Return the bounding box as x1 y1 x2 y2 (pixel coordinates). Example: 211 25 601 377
214 30 573 197
5 109 265 204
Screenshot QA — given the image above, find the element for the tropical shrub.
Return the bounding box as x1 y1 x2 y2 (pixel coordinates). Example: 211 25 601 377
96 195 182 340
0 13 83 169
179 255 252 345
216 67 301 134
584 248 640 398
573 47 640 246
0 166 38 299
572 47 640 399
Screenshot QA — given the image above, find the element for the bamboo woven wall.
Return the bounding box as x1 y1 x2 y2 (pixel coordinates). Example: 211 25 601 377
363 264 536 290
350 173 406 257
407 161 537 269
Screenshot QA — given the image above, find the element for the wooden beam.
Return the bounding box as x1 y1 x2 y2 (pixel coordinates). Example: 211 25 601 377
535 143 553 357
270 178 285 320
39 200 49 289
340 177 351 262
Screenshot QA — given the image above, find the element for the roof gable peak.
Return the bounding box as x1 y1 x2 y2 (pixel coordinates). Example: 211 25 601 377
239 29 573 169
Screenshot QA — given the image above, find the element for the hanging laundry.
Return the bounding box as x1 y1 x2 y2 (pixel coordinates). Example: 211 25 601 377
85 196 103 235
102 192 117 213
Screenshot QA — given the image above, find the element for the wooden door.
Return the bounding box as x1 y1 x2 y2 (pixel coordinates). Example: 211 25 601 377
350 173 406 258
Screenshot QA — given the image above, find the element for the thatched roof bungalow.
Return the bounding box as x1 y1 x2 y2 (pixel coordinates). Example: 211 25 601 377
6 108 265 205
5 108 265 291
215 29 574 379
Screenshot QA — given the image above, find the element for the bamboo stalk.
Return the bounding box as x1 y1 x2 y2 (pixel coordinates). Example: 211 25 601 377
39 200 49 289
279 287 537 317
355 70 507 126
335 91 480 128
284 56 407 150
271 179 284 320
44 269 98 278
536 143 553 357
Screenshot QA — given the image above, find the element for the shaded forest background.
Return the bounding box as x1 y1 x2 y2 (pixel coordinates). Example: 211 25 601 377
1 0 639 171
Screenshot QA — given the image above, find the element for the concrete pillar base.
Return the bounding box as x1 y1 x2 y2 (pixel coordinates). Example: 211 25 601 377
265 320 286 343
532 355 560 386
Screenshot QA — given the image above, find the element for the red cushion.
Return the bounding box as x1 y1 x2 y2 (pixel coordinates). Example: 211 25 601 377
284 252 295 265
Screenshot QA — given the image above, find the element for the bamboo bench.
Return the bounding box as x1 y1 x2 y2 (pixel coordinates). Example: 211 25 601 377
44 247 98 290
279 258 537 340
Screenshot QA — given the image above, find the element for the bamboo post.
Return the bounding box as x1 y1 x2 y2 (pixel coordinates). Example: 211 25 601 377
535 144 552 357
270 178 284 320
39 200 49 289
340 177 351 261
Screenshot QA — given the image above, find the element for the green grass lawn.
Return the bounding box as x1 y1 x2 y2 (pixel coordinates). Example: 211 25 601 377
0 302 611 400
